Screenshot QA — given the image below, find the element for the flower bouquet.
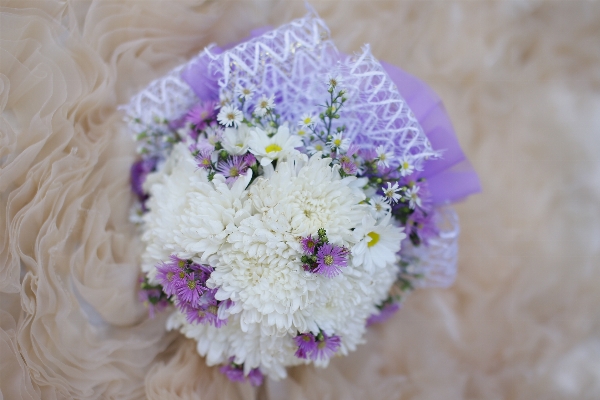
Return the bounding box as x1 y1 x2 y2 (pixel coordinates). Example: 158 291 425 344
122 10 479 386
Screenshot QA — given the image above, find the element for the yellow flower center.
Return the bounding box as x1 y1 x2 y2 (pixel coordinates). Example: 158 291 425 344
303 117 312 124
265 143 282 153
334 139 342 146
229 167 239 177
208 305 218 315
402 161 410 169
367 232 380 247
167 272 174 282
187 280 196 290
324 255 334 265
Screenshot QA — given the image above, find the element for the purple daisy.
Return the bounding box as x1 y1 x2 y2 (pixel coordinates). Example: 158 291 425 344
310 333 341 361
176 273 204 306
247 368 264 387
366 302 400 327
294 333 317 359
244 152 257 167
155 262 181 296
130 157 158 202
195 147 214 170
341 160 358 175
220 362 245 383
300 235 318 255
137 287 168 319
185 101 217 130
216 155 249 184
314 243 348 278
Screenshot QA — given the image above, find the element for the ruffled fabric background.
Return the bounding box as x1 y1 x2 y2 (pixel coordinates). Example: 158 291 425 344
1 1 599 399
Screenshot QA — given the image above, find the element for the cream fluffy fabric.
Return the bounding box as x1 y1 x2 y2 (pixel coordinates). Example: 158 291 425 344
1 1 599 399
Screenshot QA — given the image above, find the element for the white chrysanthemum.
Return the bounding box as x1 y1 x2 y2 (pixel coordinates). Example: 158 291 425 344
141 143 202 283
142 143 253 271
352 214 406 272
247 124 303 166
222 124 251 155
142 147 400 380
207 154 370 333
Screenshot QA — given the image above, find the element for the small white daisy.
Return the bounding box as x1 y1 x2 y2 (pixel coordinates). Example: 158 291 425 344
236 84 255 101
217 105 243 128
296 127 308 137
222 124 251 155
248 124 303 166
398 156 415 177
369 196 391 220
328 132 350 152
404 185 422 209
306 141 330 156
253 95 274 117
382 182 402 204
375 145 393 169
352 214 406 272
218 91 233 108
298 113 318 129
326 73 342 89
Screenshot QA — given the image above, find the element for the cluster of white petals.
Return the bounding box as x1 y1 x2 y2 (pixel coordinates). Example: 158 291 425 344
141 144 405 379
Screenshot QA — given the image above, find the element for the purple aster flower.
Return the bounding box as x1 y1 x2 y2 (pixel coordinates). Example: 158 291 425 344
185 101 217 130
310 333 341 361
366 302 400 327
405 208 438 246
294 333 317 359
138 287 168 319
220 362 246 383
341 160 358 175
244 152 257 167
155 255 188 296
247 368 264 387
216 155 249 184
130 157 158 202
176 273 204 305
314 243 348 278
190 263 213 284
195 147 214 170
300 235 318 255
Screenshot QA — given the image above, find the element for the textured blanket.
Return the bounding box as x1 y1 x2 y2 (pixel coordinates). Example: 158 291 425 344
1 1 599 399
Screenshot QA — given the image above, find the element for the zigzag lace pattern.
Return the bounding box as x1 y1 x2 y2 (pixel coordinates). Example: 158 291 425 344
122 12 456 288
205 13 437 170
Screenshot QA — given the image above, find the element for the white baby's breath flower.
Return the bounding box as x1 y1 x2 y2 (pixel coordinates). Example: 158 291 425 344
217 104 243 128
253 95 274 117
404 185 422 209
352 214 406 272
248 124 303 166
328 132 350 152
222 124 251 155
326 73 342 89
219 91 233 107
236 84 255 101
375 145 393 168
382 182 402 204
398 156 415 177
298 113 318 129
